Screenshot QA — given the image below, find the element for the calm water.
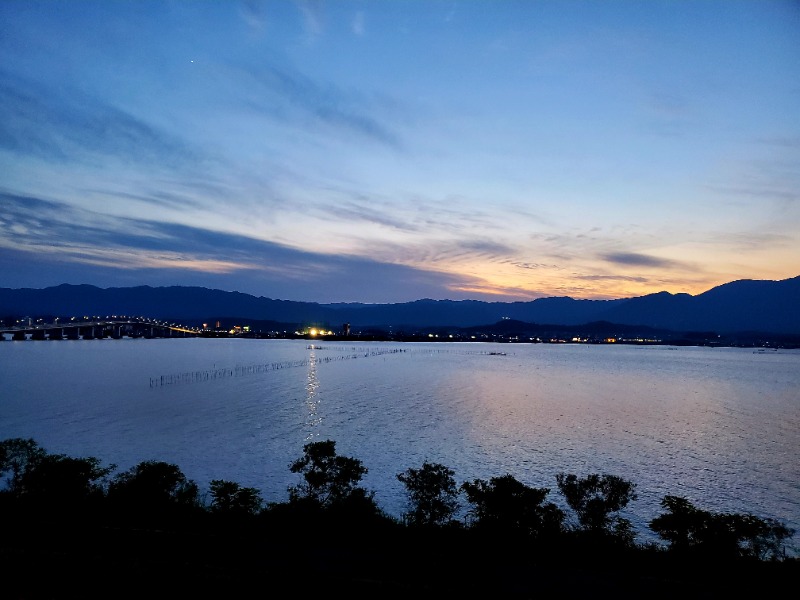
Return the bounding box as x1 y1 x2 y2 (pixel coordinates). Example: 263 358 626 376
1 338 798 552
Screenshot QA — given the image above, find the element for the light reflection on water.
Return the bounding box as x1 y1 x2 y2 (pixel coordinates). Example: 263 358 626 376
0 338 797 552
305 348 321 441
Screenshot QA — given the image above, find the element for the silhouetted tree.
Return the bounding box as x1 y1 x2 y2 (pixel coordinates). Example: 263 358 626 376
18 454 113 507
650 495 794 560
0 438 47 492
731 513 794 561
397 461 460 527
556 472 637 542
462 473 564 539
1 438 113 516
209 479 263 517
648 495 709 551
287 440 378 514
108 460 200 523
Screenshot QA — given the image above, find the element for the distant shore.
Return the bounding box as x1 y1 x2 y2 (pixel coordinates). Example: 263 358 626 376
216 331 800 350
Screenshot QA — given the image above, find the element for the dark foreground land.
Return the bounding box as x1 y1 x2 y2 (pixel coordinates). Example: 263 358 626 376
2 437 797 599
4 514 798 600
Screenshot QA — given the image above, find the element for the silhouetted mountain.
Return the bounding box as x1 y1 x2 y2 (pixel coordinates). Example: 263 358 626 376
325 298 512 328
1 276 798 334
0 284 332 323
596 277 800 333
323 296 633 329
598 291 696 330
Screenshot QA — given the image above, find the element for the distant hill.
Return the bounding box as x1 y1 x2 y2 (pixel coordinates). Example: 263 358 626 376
1 276 799 334
0 284 329 323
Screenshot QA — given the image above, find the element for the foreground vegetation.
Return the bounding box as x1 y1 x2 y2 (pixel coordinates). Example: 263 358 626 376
1 437 796 598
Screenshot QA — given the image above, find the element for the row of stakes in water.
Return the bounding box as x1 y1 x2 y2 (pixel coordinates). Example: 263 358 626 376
149 344 511 388
149 348 408 387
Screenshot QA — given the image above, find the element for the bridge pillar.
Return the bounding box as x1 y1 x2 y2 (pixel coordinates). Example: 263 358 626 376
31 330 46 341
93 326 105 339
47 329 64 340
13 331 27 341
65 328 80 340
81 327 94 340
110 325 122 339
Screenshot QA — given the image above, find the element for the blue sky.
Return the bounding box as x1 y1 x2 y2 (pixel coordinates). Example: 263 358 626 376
1 0 798 302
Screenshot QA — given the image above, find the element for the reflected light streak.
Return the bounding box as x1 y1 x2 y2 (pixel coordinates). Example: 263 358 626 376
304 348 321 441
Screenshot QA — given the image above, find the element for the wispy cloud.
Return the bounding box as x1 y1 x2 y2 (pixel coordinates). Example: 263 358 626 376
297 0 324 39
313 197 420 232
707 231 796 251
0 191 489 302
452 239 517 261
444 2 458 23
363 236 519 268
600 252 683 269
575 274 649 283
505 261 564 271
647 91 691 118
707 139 800 212
638 88 702 139
711 185 799 204
237 63 402 149
299 186 515 247
85 189 205 211
755 135 800 149
0 72 197 167
447 281 545 301
352 11 365 36
239 0 268 33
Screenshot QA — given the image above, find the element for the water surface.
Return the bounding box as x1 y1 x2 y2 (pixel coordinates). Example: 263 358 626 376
1 338 797 551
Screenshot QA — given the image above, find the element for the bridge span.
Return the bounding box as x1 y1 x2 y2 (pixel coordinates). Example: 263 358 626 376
0 319 200 341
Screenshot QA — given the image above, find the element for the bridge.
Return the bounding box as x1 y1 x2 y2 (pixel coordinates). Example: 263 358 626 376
0 318 200 341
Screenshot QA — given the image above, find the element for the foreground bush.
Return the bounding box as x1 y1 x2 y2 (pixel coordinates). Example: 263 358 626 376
650 495 794 560
1 437 795 562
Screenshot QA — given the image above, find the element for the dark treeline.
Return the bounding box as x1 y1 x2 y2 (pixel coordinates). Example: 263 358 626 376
1 438 796 599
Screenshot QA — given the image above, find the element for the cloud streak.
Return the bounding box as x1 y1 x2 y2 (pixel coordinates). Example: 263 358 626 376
0 191 491 302
0 73 197 167
236 63 403 149
600 252 683 269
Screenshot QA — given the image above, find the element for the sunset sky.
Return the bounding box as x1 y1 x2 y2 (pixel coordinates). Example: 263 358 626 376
1 0 798 303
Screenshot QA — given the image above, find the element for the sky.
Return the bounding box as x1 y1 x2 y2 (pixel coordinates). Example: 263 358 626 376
1 0 798 303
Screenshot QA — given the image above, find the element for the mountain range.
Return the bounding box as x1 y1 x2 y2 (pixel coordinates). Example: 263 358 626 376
1 276 799 335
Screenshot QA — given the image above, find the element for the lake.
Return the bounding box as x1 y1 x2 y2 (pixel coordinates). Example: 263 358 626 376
1 338 798 552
